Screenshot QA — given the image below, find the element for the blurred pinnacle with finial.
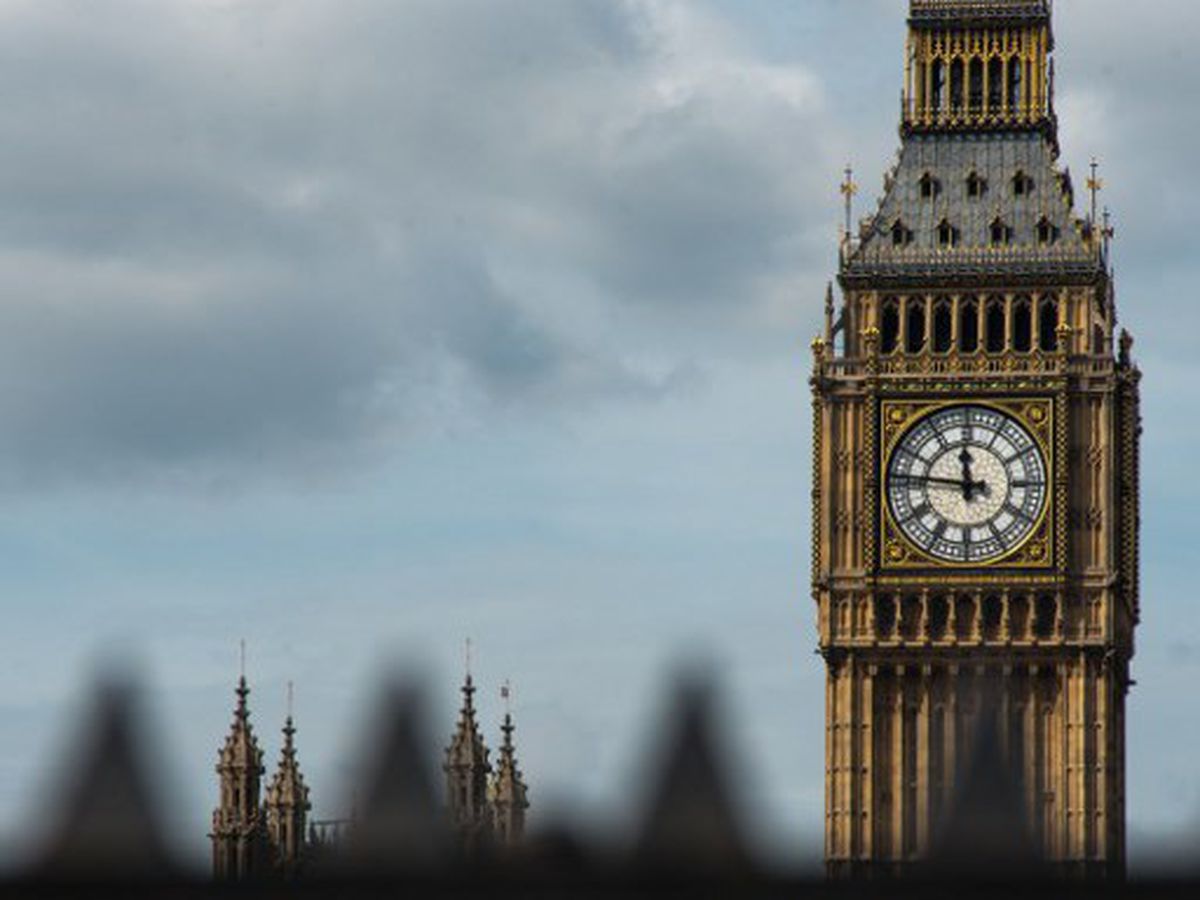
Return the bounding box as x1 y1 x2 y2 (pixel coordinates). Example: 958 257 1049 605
32 676 177 879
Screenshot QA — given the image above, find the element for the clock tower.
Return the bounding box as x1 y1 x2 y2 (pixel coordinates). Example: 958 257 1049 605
811 0 1139 878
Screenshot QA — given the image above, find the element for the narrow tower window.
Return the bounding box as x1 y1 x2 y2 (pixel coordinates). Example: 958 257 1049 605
959 297 979 353
950 59 964 113
1039 298 1058 351
919 172 941 199
1013 297 1033 352
932 299 952 353
1007 56 1023 112
990 217 1012 246
986 297 1006 353
891 219 913 247
937 219 958 248
1036 216 1059 245
988 57 1004 110
1013 171 1034 197
906 299 927 353
967 171 987 198
931 59 945 112
968 58 984 112
881 298 900 354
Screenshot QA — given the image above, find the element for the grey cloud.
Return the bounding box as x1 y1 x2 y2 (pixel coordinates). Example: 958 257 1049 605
0 0 832 484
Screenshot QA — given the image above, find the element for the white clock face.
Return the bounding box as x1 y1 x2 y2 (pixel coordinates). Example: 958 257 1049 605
886 405 1048 564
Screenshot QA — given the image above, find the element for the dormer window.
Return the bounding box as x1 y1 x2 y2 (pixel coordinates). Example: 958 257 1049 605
891 219 913 247
966 171 987 198
990 217 1012 246
937 219 959 248
1037 216 1059 245
1013 171 1035 197
919 172 941 199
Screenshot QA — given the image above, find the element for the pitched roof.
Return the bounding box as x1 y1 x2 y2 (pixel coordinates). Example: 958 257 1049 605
843 131 1100 282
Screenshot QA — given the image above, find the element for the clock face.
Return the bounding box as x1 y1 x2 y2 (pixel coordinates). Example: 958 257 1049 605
885 404 1048 564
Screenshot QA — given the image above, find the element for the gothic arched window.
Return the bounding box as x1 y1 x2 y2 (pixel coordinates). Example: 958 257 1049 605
988 57 1004 110
931 59 945 112
919 172 941 199
959 297 979 353
967 171 987 198
1013 297 1033 352
968 58 984 112
1007 56 1023 112
1037 216 1059 245
986 296 1006 353
881 298 900 354
990 217 1012 246
932 299 953 353
891 219 913 247
937 219 958 248
1039 297 1058 351
950 58 965 113
906 299 927 353
1013 170 1034 197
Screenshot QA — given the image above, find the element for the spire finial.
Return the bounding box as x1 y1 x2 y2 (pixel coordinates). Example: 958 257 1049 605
1086 157 1103 227
287 680 294 720
239 639 246 682
840 165 858 247
465 637 473 678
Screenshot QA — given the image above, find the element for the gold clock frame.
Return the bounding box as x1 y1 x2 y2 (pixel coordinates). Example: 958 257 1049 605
877 397 1057 571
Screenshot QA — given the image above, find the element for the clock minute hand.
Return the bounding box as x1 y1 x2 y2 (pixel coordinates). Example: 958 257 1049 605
959 448 976 501
894 474 980 490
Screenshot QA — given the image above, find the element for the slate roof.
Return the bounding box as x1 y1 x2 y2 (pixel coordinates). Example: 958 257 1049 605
843 131 1100 281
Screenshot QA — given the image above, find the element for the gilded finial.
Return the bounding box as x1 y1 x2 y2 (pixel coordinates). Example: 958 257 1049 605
840 165 858 246
1086 158 1103 226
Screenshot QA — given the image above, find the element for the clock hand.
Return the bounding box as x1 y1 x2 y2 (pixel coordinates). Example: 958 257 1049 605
959 448 976 501
893 474 970 488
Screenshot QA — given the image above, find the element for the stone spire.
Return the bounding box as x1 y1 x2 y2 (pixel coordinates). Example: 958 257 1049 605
210 675 268 880
443 673 492 853
264 685 311 878
488 710 529 848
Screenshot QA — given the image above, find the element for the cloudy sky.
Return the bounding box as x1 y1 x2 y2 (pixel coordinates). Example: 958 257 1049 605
0 0 1194 873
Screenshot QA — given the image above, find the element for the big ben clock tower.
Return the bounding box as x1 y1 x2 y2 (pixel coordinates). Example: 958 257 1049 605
811 0 1140 878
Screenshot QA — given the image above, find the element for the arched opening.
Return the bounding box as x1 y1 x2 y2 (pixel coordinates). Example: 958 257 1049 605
1009 595 1031 641
1013 171 1034 197
986 297 1006 353
955 595 976 641
1007 56 1022 112
881 298 900 354
928 595 950 641
906 299 927 353
1013 297 1032 352
982 595 1003 641
990 217 1012 246
932 299 953 353
988 57 1004 110
931 59 945 112
892 219 913 247
1093 324 1106 355
1034 595 1057 639
950 58 965 113
967 171 987 198
901 595 923 641
920 172 941 199
959 297 979 353
875 595 897 638
1039 298 1058 351
937 219 958 248
1037 216 1058 245
968 57 984 112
